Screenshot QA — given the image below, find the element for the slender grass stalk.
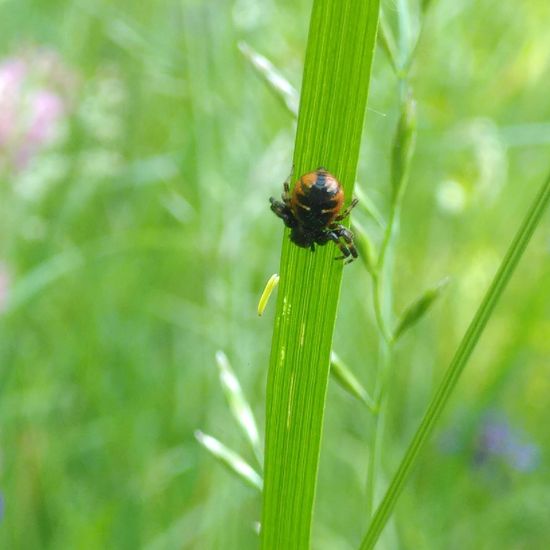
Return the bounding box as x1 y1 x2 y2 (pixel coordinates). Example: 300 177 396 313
364 2 419 523
360 170 550 549
366 85 416 523
261 1 380 548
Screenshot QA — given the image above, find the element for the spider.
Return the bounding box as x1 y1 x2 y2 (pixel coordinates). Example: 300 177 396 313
270 167 358 264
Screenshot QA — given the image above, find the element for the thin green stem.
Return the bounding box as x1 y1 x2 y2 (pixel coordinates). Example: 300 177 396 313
378 205 399 276
366 44 415 522
396 0 412 69
366 199 401 516
360 170 550 549
366 337 391 517
372 272 392 344
371 203 400 344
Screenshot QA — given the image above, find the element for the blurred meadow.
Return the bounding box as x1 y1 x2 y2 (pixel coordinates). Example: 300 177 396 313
1 0 549 549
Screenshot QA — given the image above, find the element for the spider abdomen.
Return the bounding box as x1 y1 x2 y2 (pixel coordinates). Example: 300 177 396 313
291 168 344 230
269 166 358 263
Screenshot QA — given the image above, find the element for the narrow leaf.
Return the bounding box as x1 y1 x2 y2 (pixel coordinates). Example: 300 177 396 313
330 352 377 412
238 41 299 117
393 277 450 340
377 9 399 74
215 351 263 466
355 185 385 228
353 222 379 278
195 431 263 492
4 248 83 314
360 170 550 549
258 273 280 316
391 92 417 204
262 1 380 548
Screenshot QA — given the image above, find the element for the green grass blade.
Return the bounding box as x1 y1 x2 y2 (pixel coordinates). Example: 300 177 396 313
261 1 380 548
360 170 550 549
354 186 385 229
215 351 263 467
392 277 450 341
238 41 299 117
195 431 263 492
4 249 84 314
330 352 377 412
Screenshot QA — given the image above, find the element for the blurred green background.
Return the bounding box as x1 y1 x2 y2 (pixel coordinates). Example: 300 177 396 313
0 0 549 548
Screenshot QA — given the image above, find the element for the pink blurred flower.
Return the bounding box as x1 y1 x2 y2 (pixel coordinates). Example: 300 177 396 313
15 89 66 167
0 47 77 171
0 59 26 147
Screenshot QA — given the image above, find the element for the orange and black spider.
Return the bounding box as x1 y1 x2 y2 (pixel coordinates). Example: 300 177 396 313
270 167 358 264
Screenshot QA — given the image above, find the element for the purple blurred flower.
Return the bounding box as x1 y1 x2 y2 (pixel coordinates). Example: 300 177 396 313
473 411 540 473
478 415 510 455
439 410 540 476
506 441 540 473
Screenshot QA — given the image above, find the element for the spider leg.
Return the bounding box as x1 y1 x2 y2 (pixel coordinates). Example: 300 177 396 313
334 197 359 221
270 198 295 228
282 164 295 202
322 231 351 263
316 230 348 259
330 225 358 264
334 242 352 262
271 165 298 228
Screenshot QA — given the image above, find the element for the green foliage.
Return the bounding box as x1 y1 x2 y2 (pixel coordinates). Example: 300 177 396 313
393 277 449 341
353 223 378 278
362 170 550 549
261 1 380 547
330 352 377 411
391 93 417 204
238 42 299 117
195 431 263 492
215 351 263 466
0 0 549 549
